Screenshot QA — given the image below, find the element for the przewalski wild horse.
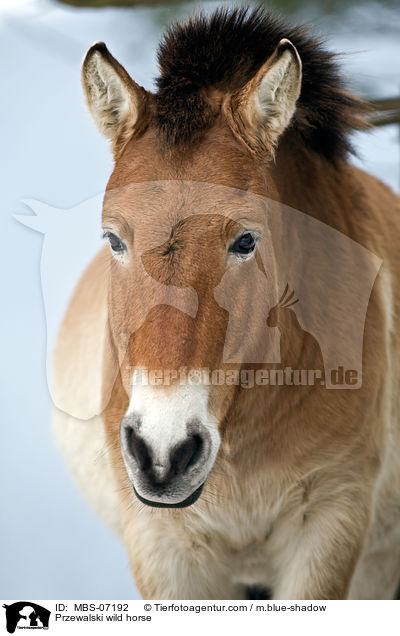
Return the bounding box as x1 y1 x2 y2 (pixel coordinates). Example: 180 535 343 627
53 8 400 599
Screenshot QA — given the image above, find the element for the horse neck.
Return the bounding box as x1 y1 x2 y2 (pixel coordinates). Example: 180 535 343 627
271 136 359 237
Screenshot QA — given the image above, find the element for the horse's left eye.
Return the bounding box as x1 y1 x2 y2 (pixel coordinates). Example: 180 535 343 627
230 232 257 256
103 231 126 253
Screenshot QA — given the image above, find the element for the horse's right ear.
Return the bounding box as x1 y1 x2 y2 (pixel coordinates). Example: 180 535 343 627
81 43 149 156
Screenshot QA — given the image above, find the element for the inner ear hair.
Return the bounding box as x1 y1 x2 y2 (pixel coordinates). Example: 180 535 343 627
256 40 302 125
81 42 149 156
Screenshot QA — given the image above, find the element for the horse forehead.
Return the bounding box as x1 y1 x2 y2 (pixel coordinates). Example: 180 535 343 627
105 179 251 206
108 123 265 187
103 181 266 236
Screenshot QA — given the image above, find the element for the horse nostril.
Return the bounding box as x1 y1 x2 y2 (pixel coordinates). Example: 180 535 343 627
126 428 152 472
170 434 204 475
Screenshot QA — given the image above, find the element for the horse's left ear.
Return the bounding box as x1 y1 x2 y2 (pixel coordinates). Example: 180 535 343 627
81 42 149 157
227 39 302 154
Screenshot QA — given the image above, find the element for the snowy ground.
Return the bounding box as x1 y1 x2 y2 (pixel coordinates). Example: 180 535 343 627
1 0 399 599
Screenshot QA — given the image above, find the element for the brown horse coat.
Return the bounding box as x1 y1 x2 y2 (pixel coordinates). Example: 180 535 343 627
53 8 400 599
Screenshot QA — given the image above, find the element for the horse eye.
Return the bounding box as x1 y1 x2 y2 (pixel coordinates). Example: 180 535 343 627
230 232 257 256
103 231 126 253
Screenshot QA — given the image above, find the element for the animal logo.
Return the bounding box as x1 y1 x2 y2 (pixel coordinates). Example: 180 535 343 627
2 602 50 633
267 284 324 371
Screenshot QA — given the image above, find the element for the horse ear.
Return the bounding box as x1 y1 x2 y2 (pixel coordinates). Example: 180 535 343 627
227 39 302 154
81 42 149 156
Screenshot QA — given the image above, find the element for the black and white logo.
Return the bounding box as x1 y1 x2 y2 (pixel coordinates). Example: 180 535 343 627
2 603 50 633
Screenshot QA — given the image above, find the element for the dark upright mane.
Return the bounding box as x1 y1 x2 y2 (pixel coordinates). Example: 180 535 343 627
154 7 368 162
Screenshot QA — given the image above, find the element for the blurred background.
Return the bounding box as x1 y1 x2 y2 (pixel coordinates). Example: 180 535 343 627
1 0 399 600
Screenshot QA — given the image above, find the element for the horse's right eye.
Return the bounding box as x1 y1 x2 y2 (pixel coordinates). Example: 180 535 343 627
103 231 126 253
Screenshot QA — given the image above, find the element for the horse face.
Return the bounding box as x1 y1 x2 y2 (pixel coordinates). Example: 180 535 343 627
101 180 272 507
81 37 300 506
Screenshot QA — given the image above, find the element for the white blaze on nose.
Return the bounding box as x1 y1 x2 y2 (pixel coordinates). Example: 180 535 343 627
126 370 221 468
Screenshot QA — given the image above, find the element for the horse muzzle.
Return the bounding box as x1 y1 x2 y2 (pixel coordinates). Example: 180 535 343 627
119 383 221 507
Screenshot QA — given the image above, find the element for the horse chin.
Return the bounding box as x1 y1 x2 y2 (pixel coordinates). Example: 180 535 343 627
132 482 205 509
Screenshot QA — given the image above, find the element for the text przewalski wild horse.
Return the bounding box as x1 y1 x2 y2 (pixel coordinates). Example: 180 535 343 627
53 8 400 599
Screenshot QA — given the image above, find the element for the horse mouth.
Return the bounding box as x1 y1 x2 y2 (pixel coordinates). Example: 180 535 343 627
132 482 205 508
